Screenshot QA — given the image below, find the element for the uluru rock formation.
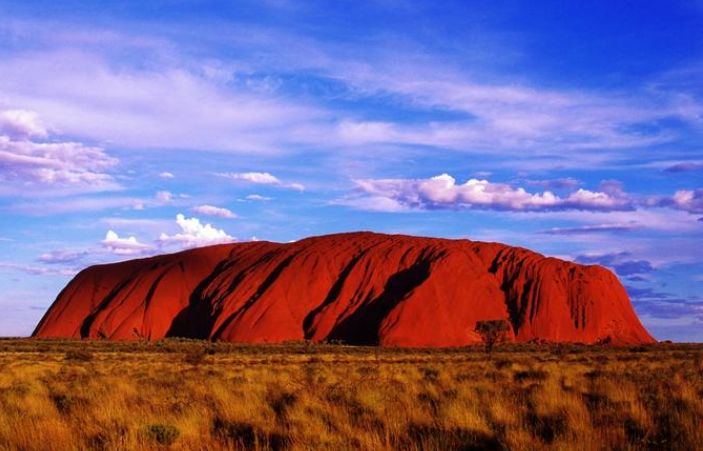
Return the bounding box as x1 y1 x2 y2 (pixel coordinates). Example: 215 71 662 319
33 232 654 346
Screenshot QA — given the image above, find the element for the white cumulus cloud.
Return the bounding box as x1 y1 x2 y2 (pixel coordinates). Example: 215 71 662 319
348 173 633 212
101 230 153 255
158 214 234 248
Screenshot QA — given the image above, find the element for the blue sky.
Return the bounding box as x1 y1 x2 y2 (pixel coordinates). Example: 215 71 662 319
0 0 702 340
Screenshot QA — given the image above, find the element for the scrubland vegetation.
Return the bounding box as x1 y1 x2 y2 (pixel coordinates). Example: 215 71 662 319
0 339 701 450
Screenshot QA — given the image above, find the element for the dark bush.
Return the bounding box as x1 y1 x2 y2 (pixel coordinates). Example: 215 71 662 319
144 423 180 446
212 417 288 450
513 370 548 382
50 393 87 414
183 348 207 365
87 433 109 451
493 359 512 370
475 320 510 354
584 369 603 380
631 345 650 353
402 424 506 451
267 391 297 420
526 412 568 444
623 417 647 444
417 392 440 414
65 349 93 362
582 392 613 410
420 367 440 382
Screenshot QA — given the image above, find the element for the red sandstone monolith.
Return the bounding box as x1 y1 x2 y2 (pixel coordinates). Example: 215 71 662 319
33 232 655 346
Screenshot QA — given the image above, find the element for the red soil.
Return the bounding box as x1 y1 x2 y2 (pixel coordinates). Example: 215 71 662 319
33 232 655 346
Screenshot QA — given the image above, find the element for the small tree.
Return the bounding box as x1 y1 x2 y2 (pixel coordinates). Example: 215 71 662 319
475 320 509 355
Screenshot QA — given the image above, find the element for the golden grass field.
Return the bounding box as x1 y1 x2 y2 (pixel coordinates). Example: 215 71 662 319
0 339 701 450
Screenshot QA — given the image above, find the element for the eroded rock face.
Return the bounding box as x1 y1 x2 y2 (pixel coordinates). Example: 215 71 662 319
33 232 655 345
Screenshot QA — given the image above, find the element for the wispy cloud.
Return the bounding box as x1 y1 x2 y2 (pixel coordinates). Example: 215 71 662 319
659 189 703 214
154 190 174 204
218 171 305 191
322 56 701 155
637 300 703 322
244 194 272 201
515 208 703 233
0 109 48 139
222 172 281 184
0 261 77 276
9 196 148 215
37 249 88 264
0 109 119 196
540 222 639 235
2 19 698 165
524 178 581 190
0 50 327 155
192 204 237 219
576 252 655 276
664 162 703 173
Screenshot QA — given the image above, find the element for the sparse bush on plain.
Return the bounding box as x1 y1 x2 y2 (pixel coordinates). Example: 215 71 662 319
144 424 179 446
212 417 288 450
513 369 549 382
182 347 208 365
493 358 512 370
64 349 93 362
475 320 510 354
